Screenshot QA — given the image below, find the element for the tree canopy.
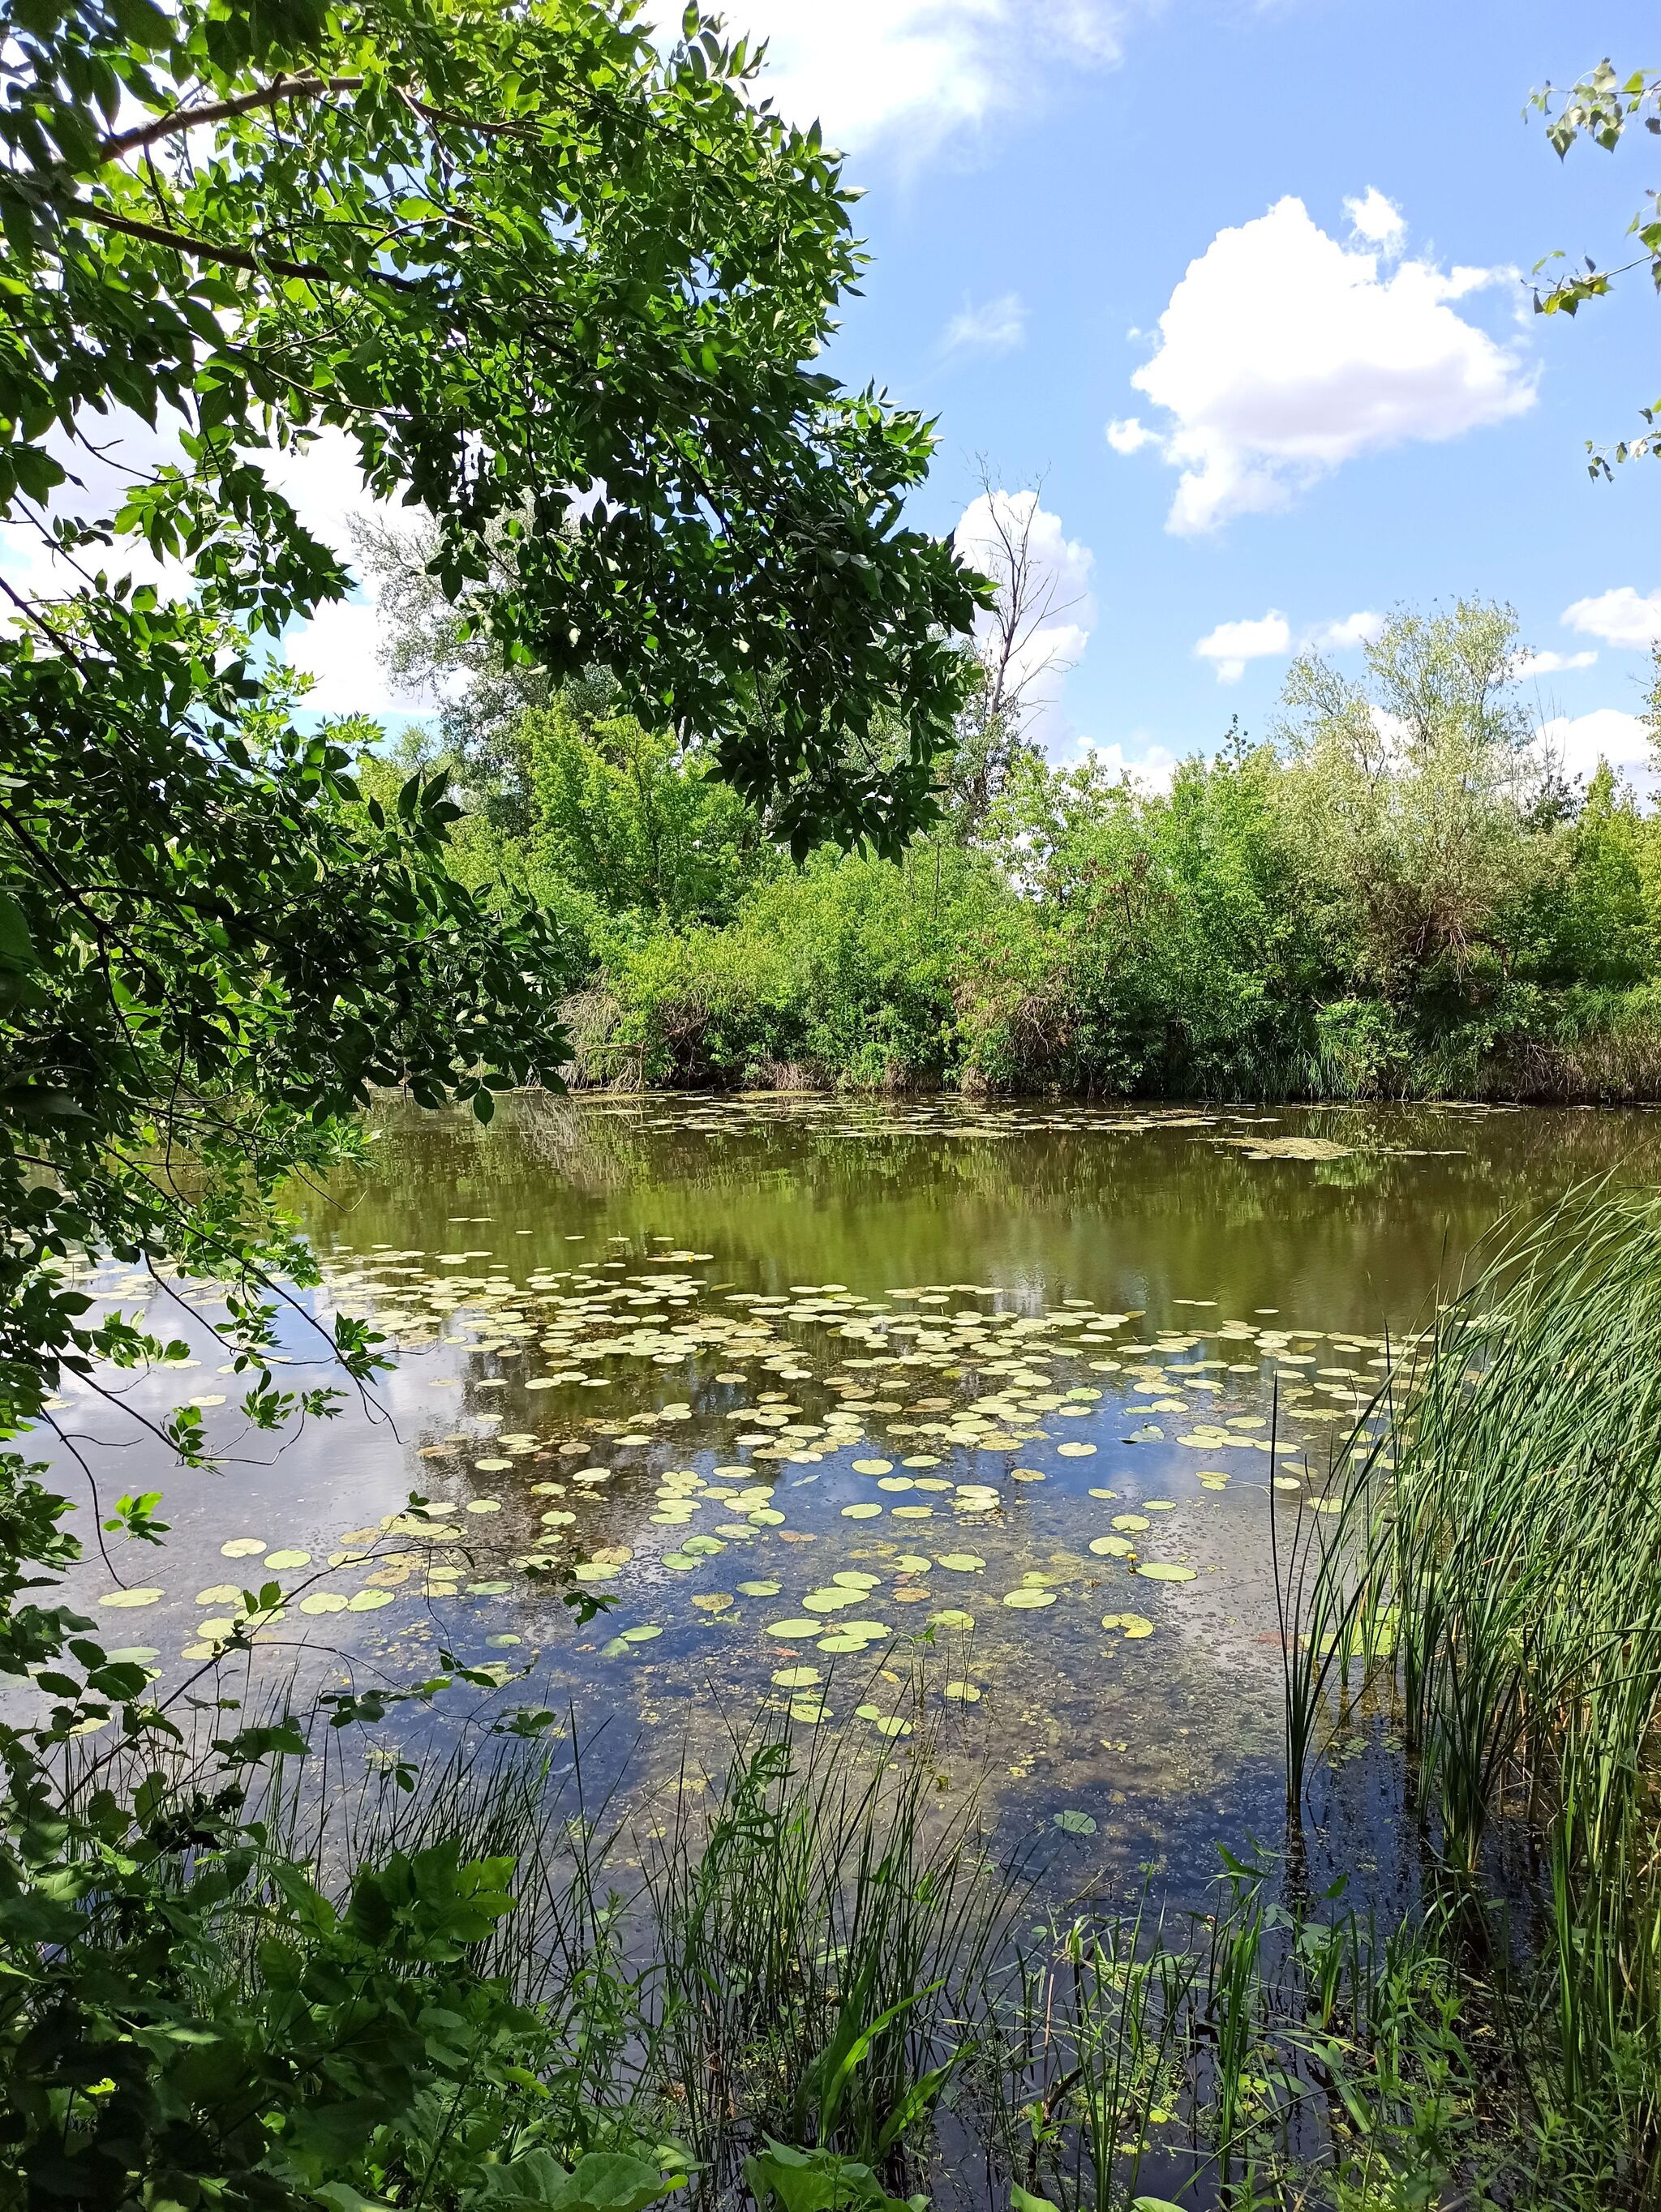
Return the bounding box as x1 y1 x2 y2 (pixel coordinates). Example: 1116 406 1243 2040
2 0 983 842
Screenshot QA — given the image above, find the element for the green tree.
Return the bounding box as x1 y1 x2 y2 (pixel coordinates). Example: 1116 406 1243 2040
519 693 779 924
1276 600 1553 1000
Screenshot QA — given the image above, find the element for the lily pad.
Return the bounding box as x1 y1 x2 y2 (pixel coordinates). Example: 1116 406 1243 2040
264 1548 311 1570
851 1459 893 1475
1111 1515 1149 1534
771 1665 822 1688
842 1503 882 1520
944 1680 981 1702
347 1589 395 1612
99 1588 163 1608
855 1706 912 1738
1088 1535 1137 1558
620 1623 663 1644
1054 1809 1097 1836
1057 1442 1097 1458
221 1537 266 1558
929 1609 975 1631
1002 1588 1057 1610
736 1579 782 1597
298 1592 350 1616
802 1587 862 1614
766 1617 823 1639
1101 1612 1154 1640
1135 1563 1199 1584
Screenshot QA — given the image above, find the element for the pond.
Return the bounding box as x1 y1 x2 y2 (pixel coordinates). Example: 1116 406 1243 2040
44 1091 1661 1903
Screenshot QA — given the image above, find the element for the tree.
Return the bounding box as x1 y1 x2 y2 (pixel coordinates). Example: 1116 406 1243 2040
0 0 982 850
518 693 778 924
0 3 983 2195
1530 56 1661 470
946 471 1088 834
1276 600 1554 995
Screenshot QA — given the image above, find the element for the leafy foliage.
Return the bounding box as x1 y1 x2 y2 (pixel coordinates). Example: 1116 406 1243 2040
451 602 1661 1102
1530 54 1661 468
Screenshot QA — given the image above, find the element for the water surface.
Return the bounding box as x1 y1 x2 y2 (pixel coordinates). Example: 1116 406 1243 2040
47 1093 1661 1894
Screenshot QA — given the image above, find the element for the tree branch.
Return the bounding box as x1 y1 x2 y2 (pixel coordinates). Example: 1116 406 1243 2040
92 76 367 165
62 197 422 294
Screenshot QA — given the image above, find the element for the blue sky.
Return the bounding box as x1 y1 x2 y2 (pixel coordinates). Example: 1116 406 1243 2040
696 0 1661 784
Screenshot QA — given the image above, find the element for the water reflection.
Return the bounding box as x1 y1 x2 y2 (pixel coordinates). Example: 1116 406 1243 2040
41 1092 1661 1894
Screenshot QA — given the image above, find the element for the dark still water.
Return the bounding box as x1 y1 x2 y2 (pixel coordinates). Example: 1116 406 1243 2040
43 1092 1661 1898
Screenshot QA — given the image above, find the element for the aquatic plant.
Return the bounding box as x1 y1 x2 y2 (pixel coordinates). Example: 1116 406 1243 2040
1286 1186 1661 2200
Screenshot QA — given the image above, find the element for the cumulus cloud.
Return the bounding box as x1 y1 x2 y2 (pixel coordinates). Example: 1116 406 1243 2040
1537 708 1652 784
1512 648 1598 679
1105 416 1160 454
281 596 432 720
1194 610 1291 684
1078 736 1178 791
1562 586 1661 649
941 290 1026 357
697 0 1136 156
1309 609 1385 651
1113 195 1535 534
1344 186 1406 248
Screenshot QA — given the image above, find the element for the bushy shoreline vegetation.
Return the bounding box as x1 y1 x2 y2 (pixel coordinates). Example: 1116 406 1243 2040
358 591 1661 1104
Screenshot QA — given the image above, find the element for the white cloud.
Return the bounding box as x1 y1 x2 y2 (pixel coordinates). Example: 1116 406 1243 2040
941 290 1026 357
1105 415 1160 454
1194 609 1291 684
1562 586 1661 649
1537 708 1652 783
1077 736 1178 791
1511 647 1598 679
1344 186 1406 249
1309 609 1385 650
707 0 1135 156
282 597 431 720
954 486 1095 738
1115 195 1535 534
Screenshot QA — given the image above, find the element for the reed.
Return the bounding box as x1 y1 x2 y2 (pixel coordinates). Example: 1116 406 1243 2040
1285 1185 1661 2201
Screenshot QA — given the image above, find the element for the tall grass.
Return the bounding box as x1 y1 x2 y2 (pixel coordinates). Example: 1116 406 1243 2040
1284 1186 1661 2201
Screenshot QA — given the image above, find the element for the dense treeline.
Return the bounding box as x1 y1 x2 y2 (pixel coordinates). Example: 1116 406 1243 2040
357 573 1661 1101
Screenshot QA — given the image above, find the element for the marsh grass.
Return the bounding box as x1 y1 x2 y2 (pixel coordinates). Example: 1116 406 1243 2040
1283 1185 1661 2202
